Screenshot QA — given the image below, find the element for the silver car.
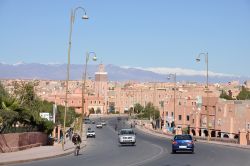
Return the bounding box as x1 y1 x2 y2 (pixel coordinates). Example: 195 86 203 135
118 129 136 146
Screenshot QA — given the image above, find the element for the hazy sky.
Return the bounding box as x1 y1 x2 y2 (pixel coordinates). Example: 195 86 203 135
0 0 250 76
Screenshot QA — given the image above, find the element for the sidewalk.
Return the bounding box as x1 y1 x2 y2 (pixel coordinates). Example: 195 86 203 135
0 137 87 166
135 124 250 150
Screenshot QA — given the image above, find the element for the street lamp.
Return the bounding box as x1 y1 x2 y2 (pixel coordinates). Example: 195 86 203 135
63 6 89 150
195 52 209 141
168 73 176 132
80 52 97 137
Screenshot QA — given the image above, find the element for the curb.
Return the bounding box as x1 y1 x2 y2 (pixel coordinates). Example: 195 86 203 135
136 125 250 150
196 140 250 150
0 143 87 166
135 126 172 139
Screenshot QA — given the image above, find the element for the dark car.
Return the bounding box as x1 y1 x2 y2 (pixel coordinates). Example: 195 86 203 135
172 134 194 154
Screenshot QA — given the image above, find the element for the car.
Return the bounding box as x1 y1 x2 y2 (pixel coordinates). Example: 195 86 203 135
118 129 136 146
92 120 95 124
101 120 106 126
117 117 121 121
172 134 194 154
96 122 103 128
86 130 96 138
84 120 91 124
84 118 91 124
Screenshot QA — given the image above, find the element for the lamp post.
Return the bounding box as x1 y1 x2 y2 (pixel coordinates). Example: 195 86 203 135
168 73 176 132
80 52 97 137
196 52 209 141
63 7 89 150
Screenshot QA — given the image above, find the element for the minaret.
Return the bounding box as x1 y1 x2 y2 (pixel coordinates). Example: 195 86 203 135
94 64 108 113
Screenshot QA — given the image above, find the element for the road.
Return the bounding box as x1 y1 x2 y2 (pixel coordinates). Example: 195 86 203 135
16 117 250 166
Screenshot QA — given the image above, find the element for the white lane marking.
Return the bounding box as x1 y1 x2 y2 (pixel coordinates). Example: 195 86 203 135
96 118 170 166
126 141 165 166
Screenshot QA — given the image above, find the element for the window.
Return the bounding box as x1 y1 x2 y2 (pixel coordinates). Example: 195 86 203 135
205 106 208 110
174 135 192 140
187 115 190 121
179 115 182 120
171 112 174 116
166 112 168 116
192 119 194 124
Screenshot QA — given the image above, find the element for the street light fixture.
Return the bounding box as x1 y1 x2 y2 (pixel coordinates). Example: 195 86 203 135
80 52 97 137
168 73 176 133
63 6 88 150
195 52 209 141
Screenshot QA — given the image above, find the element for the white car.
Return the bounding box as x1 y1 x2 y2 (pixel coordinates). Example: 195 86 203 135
118 129 136 146
101 120 106 126
96 122 103 128
86 130 96 138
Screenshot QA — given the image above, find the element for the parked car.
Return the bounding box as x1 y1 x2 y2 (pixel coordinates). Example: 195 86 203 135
96 122 103 128
118 129 136 146
172 134 194 154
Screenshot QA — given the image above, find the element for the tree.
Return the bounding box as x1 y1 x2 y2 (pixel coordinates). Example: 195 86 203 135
137 102 160 120
109 102 115 113
0 81 79 134
89 108 95 114
220 90 234 100
96 108 101 114
237 86 250 100
56 105 78 127
134 103 143 114
0 83 21 133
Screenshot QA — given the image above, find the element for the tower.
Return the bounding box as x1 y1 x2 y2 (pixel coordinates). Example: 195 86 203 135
94 64 108 113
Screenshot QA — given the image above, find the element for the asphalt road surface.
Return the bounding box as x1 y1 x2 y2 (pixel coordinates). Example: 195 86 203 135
15 117 250 166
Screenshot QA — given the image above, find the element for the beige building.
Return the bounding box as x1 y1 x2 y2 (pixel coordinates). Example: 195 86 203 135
1 69 250 141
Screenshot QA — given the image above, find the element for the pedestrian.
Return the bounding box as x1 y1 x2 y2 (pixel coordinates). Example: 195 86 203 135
115 124 118 131
69 129 73 140
60 129 63 143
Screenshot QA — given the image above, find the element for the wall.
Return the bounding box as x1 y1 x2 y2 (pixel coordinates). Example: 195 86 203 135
0 132 47 153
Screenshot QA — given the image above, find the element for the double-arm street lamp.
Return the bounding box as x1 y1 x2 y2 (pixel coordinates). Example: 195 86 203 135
196 52 209 141
63 7 89 150
168 73 176 132
80 52 97 137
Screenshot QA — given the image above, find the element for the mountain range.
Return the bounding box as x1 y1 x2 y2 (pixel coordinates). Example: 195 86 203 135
0 63 248 83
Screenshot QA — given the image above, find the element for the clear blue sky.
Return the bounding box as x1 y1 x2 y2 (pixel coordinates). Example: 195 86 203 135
0 0 250 76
